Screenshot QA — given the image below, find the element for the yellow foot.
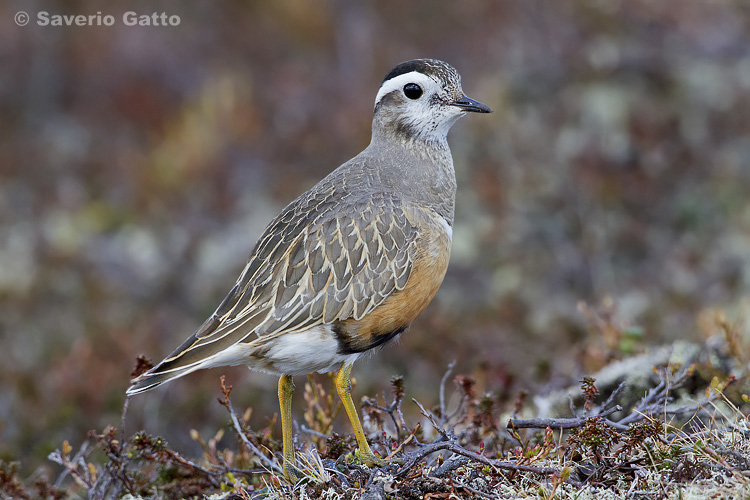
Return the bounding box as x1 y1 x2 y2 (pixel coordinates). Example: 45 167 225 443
359 450 406 468
282 466 299 484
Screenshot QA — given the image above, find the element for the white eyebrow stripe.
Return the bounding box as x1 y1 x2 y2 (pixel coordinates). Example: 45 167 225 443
374 72 433 108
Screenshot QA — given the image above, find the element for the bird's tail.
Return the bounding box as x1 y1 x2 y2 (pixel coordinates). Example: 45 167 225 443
126 311 263 396
126 362 205 395
127 336 265 395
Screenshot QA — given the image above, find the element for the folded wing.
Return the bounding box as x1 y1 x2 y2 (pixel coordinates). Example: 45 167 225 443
128 187 417 394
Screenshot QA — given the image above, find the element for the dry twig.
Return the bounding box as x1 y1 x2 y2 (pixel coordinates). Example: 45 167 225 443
508 405 623 430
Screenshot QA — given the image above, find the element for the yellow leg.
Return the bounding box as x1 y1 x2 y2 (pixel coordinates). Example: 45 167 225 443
278 375 297 482
335 363 389 468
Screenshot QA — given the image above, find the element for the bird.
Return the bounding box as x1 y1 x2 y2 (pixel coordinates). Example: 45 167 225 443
127 58 491 481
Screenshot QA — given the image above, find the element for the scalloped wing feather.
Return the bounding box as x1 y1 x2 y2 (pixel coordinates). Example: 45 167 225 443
128 188 418 393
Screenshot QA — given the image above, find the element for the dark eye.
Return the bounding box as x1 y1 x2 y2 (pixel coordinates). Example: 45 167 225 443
403 83 423 100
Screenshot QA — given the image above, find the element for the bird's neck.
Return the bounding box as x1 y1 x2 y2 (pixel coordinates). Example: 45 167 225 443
365 126 457 225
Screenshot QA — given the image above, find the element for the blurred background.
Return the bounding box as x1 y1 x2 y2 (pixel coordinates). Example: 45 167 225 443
3 0 750 474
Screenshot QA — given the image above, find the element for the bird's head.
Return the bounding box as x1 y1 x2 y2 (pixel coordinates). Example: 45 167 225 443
373 59 491 144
